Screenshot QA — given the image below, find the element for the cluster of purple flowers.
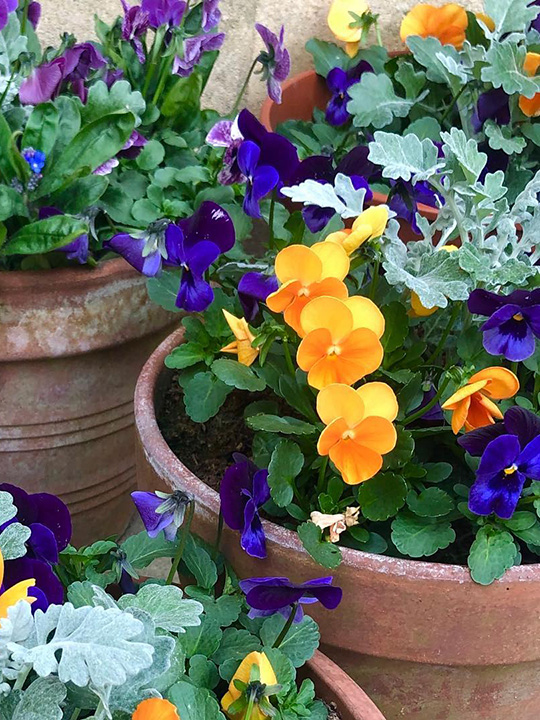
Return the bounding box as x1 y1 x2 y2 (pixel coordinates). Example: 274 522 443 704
0 0 40 31
325 60 373 126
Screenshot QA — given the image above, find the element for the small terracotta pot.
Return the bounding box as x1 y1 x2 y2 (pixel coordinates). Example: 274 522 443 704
0 259 177 545
260 68 438 241
135 328 540 720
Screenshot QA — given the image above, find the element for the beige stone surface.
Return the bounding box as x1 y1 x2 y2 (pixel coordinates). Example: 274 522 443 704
38 0 484 114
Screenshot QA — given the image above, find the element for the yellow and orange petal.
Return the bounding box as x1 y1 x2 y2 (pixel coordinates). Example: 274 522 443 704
410 291 438 317
326 207 389 255
0 550 35 620
132 698 179 720
222 652 277 720
328 0 370 43
400 3 468 48
356 381 399 421
345 296 385 338
468 366 519 399
475 12 495 31
519 52 540 117
221 310 259 367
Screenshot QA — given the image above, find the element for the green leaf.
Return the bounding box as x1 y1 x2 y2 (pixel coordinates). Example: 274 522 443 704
404 116 442 141
49 97 81 161
482 42 540 97
383 429 415 469
211 359 266 392
407 488 454 517
406 36 468 89
211 628 261 665
119 583 203 633
503 511 536 532
348 73 416 129
183 371 231 423
394 61 426 99
147 270 184 313
368 131 442 182
511 520 540 545
168 680 224 720
185 590 242 627
166 342 208 370
66 581 96 609
267 440 304 507
483 0 540 35
0 186 28 221
484 120 526 155
162 73 202 123
51 174 109 215
424 462 453 483
305 38 351 76
180 618 223 659
81 80 146 124
3 216 89 256
137 139 166 171
297 522 342 569
391 512 455 557
22 103 59 157
183 535 218 590
381 302 409 353
12 677 66 720
468 526 517 585
0 13 27 72
0 522 31 560
356 473 408 521
260 615 319 667
441 128 487 183
189 654 220 690
246 415 317 436
121 530 178 570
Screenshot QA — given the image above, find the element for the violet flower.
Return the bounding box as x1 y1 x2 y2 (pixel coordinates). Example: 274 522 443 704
62 42 107 102
0 0 16 31
120 0 150 63
326 61 373 126
4 557 64 613
105 68 124 88
255 24 290 104
142 0 186 28
173 32 225 77
202 0 221 31
237 109 298 186
388 180 440 234
19 57 66 105
119 129 148 159
468 289 540 362
237 140 279 218
238 272 278 321
220 454 270 559
472 88 510 133
206 118 245 185
458 406 540 458
531 0 540 33
27 1 41 28
39 207 89 264
239 576 343 621
132 490 192 540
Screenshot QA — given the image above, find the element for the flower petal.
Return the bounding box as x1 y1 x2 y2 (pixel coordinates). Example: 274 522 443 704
353 416 397 454
470 366 519 399
329 438 383 484
318 417 350 455
274 245 322 285
316 383 366 427
312 241 350 280
355 382 398 421
345 296 385 337
299 296 353 340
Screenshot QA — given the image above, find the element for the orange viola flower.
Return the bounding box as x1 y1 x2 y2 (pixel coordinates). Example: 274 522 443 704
297 295 385 390
442 367 519 434
519 52 540 117
132 698 179 720
221 310 259 366
266 243 349 336
317 382 398 485
326 206 389 255
400 3 468 48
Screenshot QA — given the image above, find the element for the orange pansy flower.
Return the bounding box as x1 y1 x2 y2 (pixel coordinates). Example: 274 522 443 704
317 382 398 485
519 52 540 117
326 206 389 255
328 0 370 44
221 310 259 367
132 698 179 720
222 651 277 720
266 243 349 336
297 295 385 390
400 3 468 48
441 366 519 434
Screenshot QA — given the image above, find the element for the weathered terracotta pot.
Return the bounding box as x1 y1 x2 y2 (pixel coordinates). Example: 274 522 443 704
260 68 438 242
135 328 540 720
0 259 177 545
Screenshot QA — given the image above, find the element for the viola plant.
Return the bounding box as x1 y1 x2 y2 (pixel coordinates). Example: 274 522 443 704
0 484 335 720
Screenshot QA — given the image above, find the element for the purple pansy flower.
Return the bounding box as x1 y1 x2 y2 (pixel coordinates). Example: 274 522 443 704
472 88 510 133
531 0 540 33
468 288 540 362
19 56 66 105
105 67 124 88
238 272 278 321
173 32 225 77
458 406 540 458
142 0 186 28
255 24 290 104
239 576 343 622
120 0 150 63
206 118 245 185
132 490 192 541
388 180 440 234
237 109 298 185
4 557 64 613
0 0 16 31
27 1 41 28
237 140 279 218
220 454 270 559
119 129 148 159
62 42 107 103
39 207 89 264
412 384 444 422
202 0 221 30
468 433 540 519
326 61 373 126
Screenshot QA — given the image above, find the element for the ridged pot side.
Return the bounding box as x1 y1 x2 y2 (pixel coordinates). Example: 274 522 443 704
135 328 540 720
0 259 178 545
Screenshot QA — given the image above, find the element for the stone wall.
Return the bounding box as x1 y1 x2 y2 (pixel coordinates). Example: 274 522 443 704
38 0 483 114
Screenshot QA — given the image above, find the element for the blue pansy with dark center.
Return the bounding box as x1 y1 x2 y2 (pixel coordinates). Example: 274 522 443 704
468 288 540 362
237 140 279 218
220 453 270 559
472 88 510 133
239 575 343 621
132 489 192 541
325 60 373 126
237 110 299 186
458 406 540 457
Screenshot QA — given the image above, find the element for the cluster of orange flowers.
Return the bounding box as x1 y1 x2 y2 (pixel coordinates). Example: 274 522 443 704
327 0 540 117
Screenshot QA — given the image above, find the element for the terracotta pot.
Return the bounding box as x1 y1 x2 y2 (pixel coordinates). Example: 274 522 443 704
0 258 177 545
135 328 540 720
260 68 438 241
305 650 386 720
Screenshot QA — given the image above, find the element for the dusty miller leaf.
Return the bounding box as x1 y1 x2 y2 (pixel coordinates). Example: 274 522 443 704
482 42 540 97
118 584 203 633
0 523 31 560
281 174 366 219
368 132 443 182
12 677 66 720
347 73 418 128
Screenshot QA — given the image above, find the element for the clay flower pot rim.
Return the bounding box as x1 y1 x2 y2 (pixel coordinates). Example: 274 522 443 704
0 256 130 290
135 327 540 586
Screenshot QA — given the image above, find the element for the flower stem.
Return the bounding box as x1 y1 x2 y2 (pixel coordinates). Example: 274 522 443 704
244 693 256 720
21 0 30 34
0 71 14 110
268 191 276 249
166 500 195 585
369 255 380 300
214 509 224 560
231 57 259 116
273 603 298 648
14 664 31 691
152 54 174 107
440 84 467 126
317 456 329 496
402 373 451 426
282 340 296 378
425 302 461 366
69 710 81 720
143 26 166 97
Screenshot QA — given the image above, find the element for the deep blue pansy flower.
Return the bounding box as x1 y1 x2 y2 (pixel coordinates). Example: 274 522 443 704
458 406 540 457
220 454 270 559
238 272 278 321
468 433 540 519
472 88 511 133
239 575 343 622
388 179 440 234
326 60 373 126
237 140 280 218
531 0 540 33
3 557 64 613
132 490 192 541
237 110 299 186
468 288 540 362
